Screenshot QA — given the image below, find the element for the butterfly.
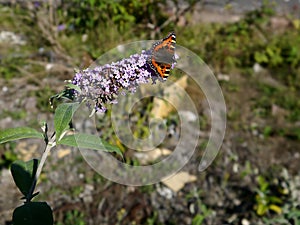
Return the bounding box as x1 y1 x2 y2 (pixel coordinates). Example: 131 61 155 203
148 32 176 81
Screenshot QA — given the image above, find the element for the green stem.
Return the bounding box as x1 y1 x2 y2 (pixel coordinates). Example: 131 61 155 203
26 133 56 202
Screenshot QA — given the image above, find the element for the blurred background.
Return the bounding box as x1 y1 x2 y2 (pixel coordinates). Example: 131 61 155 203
0 0 300 224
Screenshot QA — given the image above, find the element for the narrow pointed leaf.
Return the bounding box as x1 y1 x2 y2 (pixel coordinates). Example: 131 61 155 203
54 102 80 141
0 127 43 144
65 83 81 93
269 204 282 214
11 159 39 197
58 133 122 157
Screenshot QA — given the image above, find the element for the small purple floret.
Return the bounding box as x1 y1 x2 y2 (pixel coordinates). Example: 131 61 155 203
72 50 163 112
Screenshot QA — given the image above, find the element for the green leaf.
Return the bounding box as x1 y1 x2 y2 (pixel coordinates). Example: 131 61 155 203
11 159 39 197
12 201 53 225
192 214 205 225
269 204 282 214
254 51 268 63
49 87 78 107
58 133 122 157
54 103 80 141
257 204 268 216
65 83 81 93
0 127 44 144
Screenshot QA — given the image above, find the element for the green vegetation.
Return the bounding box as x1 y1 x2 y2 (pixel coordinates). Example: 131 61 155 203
56 210 85 225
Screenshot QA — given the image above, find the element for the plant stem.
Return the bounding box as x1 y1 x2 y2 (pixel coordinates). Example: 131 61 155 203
36 133 56 180
27 133 56 202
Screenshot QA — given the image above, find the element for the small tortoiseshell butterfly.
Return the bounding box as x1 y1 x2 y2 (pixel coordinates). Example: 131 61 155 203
148 32 176 81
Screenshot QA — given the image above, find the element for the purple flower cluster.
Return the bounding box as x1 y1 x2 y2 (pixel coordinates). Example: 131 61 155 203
72 50 160 113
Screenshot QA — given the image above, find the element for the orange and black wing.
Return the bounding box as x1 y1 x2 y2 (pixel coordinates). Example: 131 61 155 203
148 32 176 80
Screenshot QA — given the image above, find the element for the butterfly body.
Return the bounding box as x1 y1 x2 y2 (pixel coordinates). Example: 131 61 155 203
148 32 176 80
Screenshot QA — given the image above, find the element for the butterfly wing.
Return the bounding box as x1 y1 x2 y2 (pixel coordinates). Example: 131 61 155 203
149 32 176 80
